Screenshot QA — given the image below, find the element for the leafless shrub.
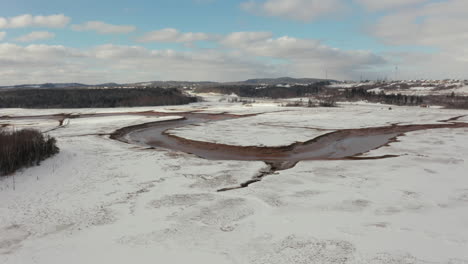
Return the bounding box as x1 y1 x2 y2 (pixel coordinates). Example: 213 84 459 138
283 100 304 107
0 129 59 176
318 99 337 107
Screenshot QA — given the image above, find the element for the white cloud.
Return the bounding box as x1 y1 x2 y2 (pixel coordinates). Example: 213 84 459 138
354 0 429 11
137 28 215 43
240 0 431 21
90 44 149 59
0 43 278 85
371 0 468 52
0 32 5 41
0 28 388 85
220 31 273 46
220 32 385 79
367 0 468 80
381 50 468 80
71 21 136 34
0 18 6 28
0 14 70 29
0 43 82 64
15 31 55 42
240 0 345 22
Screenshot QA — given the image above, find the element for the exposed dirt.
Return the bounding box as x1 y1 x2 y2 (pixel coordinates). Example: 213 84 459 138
438 114 467 122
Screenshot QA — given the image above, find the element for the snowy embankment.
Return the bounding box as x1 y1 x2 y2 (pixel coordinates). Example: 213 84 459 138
1 98 468 263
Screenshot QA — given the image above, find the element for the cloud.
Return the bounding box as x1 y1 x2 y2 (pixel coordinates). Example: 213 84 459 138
240 0 431 21
0 27 389 86
365 0 468 80
354 0 429 11
0 32 5 41
137 28 215 43
240 0 345 22
0 43 82 63
71 21 136 34
381 50 468 80
0 43 279 85
220 32 385 79
0 14 70 29
220 31 273 46
15 31 55 42
371 0 468 52
90 44 149 59
0 43 84 78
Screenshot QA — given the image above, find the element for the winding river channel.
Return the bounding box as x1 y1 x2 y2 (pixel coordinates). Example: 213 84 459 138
112 112 466 162
4 110 467 190
109 111 468 190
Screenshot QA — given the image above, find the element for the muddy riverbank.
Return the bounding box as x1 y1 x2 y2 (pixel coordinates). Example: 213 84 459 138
109 111 468 190
112 112 468 163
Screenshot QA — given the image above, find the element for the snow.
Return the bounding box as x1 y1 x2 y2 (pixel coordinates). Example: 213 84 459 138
57 115 181 137
368 87 383 93
169 119 330 147
0 119 59 132
232 126 468 262
327 82 370 89
456 115 468 122
330 80 468 97
448 85 468 95
168 103 468 146
0 112 266 263
368 85 468 97
409 86 435 91
0 104 209 117
1 98 468 263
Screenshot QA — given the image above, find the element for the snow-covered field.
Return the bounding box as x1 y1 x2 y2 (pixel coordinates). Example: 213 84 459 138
1 97 468 263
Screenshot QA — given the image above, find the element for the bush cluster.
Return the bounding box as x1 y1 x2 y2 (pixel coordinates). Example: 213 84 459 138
0 129 59 176
344 88 424 106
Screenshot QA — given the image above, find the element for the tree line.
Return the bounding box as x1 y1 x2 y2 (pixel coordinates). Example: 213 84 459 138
195 82 328 99
426 93 468 109
344 88 424 106
0 87 197 108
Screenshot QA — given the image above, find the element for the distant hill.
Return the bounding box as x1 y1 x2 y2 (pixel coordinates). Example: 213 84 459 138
129 81 218 88
39 83 89 88
239 77 331 85
94 83 120 87
0 77 332 90
1 83 89 89
0 82 123 90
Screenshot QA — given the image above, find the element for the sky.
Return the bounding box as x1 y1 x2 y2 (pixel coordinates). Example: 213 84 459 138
1 0 467 85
